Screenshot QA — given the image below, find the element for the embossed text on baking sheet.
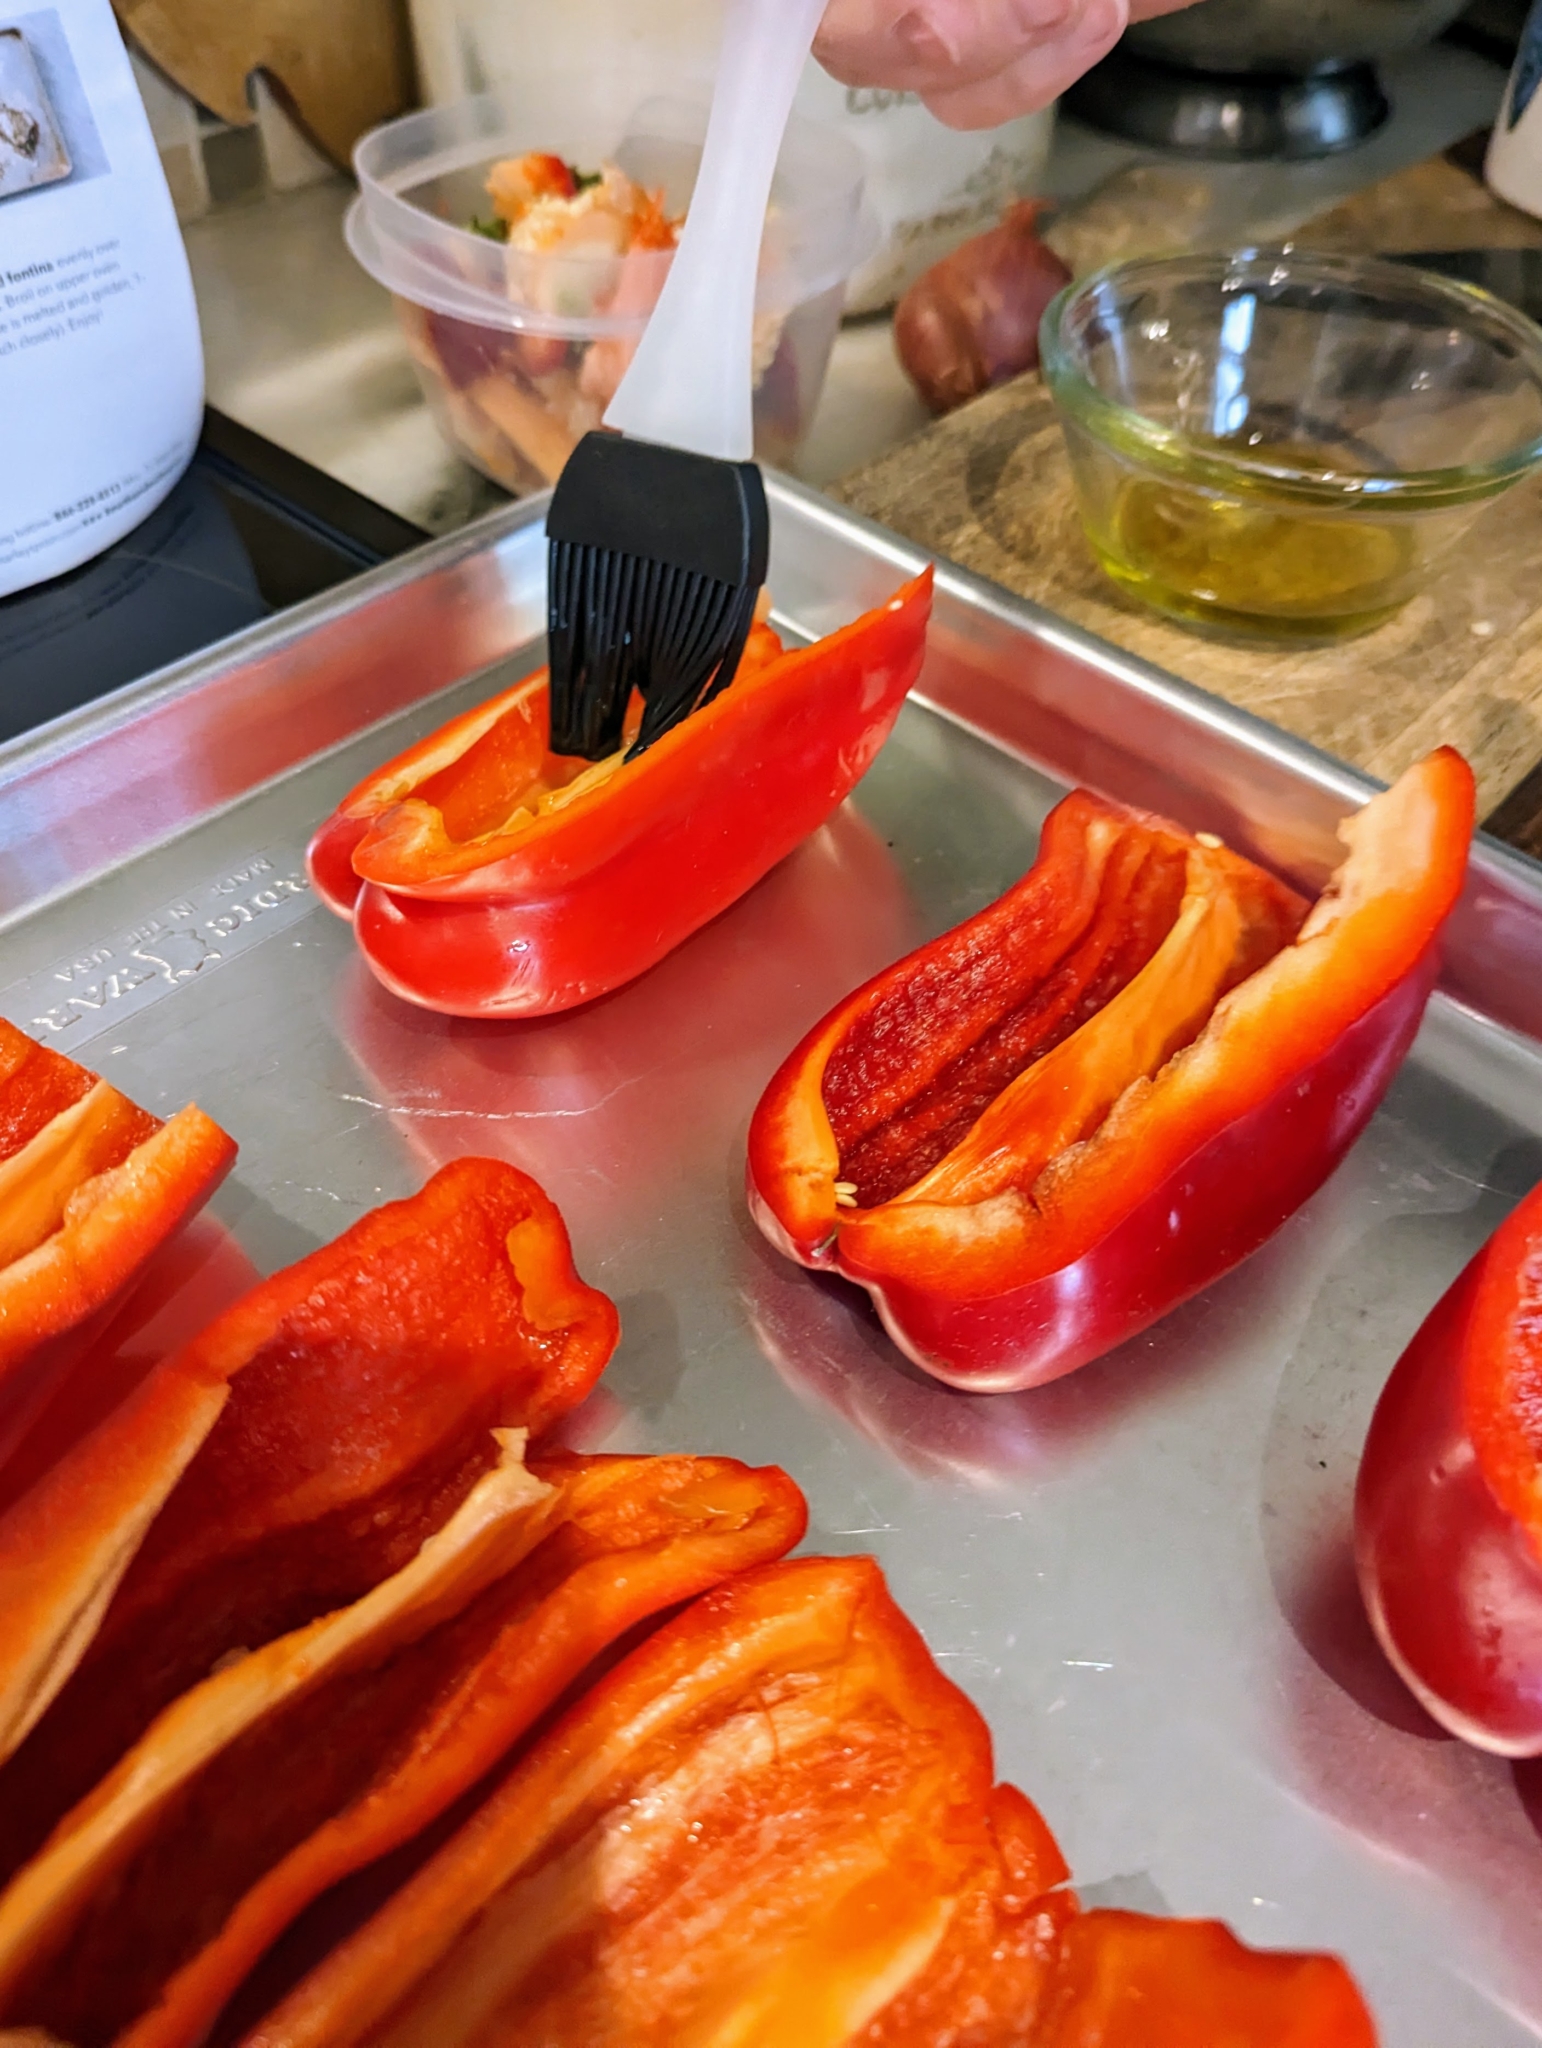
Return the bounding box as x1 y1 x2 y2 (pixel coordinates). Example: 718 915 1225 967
0 850 315 1056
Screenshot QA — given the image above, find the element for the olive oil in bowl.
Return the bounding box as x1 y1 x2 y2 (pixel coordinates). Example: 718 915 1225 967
1040 250 1542 645
1093 444 1418 643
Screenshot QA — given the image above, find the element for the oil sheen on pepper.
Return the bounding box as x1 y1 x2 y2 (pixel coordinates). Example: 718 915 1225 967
1094 438 1416 640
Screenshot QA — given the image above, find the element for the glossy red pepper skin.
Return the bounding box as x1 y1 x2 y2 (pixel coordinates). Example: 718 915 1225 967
240 1553 1376 2048
307 575 933 1017
236 1554 1042 2048
1030 1910 1377 2048
749 751 1475 1392
0 1157 618 1861
827 962 1436 1392
1356 1179 1542 1755
0 1020 236 1466
0 1451 806 2048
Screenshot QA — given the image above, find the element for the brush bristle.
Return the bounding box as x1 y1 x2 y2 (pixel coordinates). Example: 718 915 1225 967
548 541 758 761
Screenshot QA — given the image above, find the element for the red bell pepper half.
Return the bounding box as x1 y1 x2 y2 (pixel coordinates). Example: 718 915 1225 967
748 749 1475 1391
306 573 933 1017
0 1018 236 1466
0 1447 804 2048
1028 1911 1377 2048
1356 1177 1542 1755
0 1156 618 1861
241 1554 1375 2048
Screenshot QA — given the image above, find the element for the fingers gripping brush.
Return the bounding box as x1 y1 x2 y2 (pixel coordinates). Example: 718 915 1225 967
545 0 827 761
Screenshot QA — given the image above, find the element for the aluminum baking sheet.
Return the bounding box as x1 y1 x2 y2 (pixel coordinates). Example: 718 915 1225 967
5 480 1542 2045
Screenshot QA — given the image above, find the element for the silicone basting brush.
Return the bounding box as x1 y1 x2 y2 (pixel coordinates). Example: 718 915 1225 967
545 0 826 761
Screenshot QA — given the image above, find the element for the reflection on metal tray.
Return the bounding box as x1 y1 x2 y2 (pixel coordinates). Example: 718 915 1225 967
3 481 1542 2045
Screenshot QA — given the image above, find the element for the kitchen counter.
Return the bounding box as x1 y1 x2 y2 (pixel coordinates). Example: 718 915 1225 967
184 40 1508 535
179 40 1542 858
836 139 1542 856
184 175 935 536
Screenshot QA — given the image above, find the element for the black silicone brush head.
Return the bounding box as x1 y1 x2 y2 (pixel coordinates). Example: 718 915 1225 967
546 431 771 762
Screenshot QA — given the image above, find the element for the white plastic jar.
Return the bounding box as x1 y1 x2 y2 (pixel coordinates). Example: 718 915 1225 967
0 0 202 597
1486 1 1542 222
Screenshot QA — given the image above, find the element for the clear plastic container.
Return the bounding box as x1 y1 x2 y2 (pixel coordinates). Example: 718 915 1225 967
347 76 876 495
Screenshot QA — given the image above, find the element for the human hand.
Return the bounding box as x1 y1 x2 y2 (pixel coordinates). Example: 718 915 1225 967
814 0 1200 129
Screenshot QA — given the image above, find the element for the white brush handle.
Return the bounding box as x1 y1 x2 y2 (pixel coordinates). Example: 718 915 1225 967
602 0 827 461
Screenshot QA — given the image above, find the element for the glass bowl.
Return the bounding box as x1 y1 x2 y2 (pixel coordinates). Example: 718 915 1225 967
1039 248 1542 642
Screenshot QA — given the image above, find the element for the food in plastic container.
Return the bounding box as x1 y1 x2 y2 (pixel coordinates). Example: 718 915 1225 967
346 79 875 494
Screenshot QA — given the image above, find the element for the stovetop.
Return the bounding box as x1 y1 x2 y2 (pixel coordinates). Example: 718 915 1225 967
0 411 426 748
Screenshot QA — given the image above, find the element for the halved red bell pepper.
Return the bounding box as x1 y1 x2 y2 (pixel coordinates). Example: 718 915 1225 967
1356 1177 1542 1755
1029 1910 1377 2047
236 1553 1066 2048
0 1445 805 2048
239 1553 1376 2048
870 1896 1375 2046
0 1018 236 1466
307 573 933 1017
0 1156 617 1870
749 749 1475 1391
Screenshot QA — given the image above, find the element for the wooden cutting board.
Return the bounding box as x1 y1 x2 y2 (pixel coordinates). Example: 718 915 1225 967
114 0 413 166
835 151 1542 841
